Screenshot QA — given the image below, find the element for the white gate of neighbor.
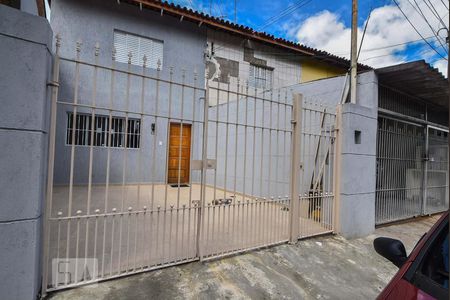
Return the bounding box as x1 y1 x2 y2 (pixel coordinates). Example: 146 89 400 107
375 116 449 225
42 36 337 293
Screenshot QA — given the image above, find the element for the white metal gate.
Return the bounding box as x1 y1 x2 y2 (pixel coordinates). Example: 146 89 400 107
295 98 337 239
424 126 449 214
199 79 293 259
375 116 449 224
42 37 206 293
42 37 337 294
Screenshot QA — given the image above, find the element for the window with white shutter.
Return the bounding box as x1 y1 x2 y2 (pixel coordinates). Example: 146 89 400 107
113 30 163 69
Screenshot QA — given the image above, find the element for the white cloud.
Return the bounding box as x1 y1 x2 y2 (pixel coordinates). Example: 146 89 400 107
433 59 448 77
294 0 448 68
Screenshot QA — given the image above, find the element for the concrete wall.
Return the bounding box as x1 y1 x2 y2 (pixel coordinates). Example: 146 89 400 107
50 0 207 185
291 71 379 238
0 5 53 299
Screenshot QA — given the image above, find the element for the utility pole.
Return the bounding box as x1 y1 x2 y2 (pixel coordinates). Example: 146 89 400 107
350 0 358 104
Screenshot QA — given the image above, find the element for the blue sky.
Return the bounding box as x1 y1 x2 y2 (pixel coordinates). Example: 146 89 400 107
172 0 448 75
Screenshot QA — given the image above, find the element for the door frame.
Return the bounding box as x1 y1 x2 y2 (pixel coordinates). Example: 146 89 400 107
167 122 192 185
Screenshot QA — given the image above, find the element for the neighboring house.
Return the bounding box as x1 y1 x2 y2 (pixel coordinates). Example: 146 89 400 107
291 60 449 236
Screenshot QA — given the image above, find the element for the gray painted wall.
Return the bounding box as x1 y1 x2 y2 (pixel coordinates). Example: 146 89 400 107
290 71 379 238
206 91 292 200
21 0 39 15
0 5 53 299
50 0 207 186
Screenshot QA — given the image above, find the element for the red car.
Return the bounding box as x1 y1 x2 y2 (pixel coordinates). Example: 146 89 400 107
374 211 449 300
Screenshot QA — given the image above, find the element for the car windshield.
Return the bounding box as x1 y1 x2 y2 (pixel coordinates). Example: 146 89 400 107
420 224 449 289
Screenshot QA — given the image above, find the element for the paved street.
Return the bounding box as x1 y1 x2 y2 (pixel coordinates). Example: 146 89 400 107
47 214 440 300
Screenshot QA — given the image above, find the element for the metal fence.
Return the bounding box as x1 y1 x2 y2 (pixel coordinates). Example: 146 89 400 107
375 116 449 224
296 99 336 239
42 36 337 293
200 80 293 259
425 126 449 214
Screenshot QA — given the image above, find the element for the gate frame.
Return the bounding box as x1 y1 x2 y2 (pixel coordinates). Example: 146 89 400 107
289 94 302 243
197 81 209 261
332 104 342 234
375 111 449 225
423 124 449 215
41 35 62 297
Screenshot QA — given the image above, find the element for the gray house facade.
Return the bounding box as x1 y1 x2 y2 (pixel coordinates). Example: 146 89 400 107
51 0 207 186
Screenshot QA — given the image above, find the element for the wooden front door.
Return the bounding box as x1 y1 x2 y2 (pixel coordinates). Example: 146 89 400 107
168 123 192 184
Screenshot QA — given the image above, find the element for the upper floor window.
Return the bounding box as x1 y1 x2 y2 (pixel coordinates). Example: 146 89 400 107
249 64 273 90
113 30 163 69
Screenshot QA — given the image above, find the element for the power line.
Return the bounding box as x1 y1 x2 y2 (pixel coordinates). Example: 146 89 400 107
357 5 373 61
213 0 313 54
259 0 308 25
393 0 447 59
214 0 226 19
215 35 437 58
351 35 437 54
258 0 313 31
360 45 439 62
423 0 448 30
408 0 448 52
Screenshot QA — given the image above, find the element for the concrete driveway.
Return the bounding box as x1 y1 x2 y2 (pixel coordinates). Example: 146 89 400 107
47 214 440 300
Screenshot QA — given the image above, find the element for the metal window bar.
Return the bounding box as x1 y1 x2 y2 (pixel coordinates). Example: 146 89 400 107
66 113 141 148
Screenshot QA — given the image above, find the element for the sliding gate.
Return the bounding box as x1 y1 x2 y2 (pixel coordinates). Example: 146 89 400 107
375 116 449 224
42 37 336 294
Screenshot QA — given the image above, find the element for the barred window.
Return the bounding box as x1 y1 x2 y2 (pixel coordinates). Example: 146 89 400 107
249 64 273 89
113 30 163 69
66 112 141 149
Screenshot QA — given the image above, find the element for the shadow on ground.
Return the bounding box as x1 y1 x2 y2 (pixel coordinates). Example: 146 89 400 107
47 215 440 300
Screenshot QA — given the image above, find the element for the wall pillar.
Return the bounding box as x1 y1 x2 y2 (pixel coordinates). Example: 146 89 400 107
0 5 53 299
335 71 378 238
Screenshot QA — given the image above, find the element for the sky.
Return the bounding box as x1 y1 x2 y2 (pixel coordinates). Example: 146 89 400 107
172 0 449 76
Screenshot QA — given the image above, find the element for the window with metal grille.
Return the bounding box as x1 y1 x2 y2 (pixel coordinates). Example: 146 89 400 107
66 112 141 148
249 64 273 89
113 30 163 68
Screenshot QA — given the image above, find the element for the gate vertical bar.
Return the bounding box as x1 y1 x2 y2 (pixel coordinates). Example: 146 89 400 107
422 125 429 214
42 34 61 297
197 75 209 260
333 105 342 232
289 94 302 243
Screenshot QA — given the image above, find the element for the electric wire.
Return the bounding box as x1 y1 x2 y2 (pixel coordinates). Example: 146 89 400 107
357 5 373 61
423 0 448 30
393 0 447 59
409 0 448 52
258 0 313 31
